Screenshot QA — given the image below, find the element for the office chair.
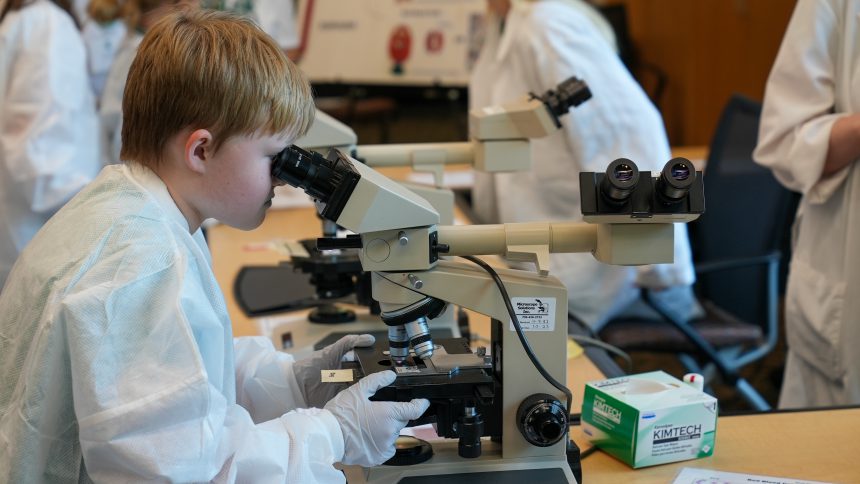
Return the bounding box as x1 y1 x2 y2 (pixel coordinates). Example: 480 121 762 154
598 94 800 411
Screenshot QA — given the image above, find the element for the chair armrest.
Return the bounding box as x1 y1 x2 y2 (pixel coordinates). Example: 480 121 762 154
695 251 780 275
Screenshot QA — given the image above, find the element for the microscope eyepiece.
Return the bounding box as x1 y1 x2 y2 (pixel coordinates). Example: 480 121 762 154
600 158 640 204
271 145 337 201
532 76 592 125
271 146 361 222
656 157 696 203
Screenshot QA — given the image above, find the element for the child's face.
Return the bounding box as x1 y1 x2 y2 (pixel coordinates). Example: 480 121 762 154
203 131 292 230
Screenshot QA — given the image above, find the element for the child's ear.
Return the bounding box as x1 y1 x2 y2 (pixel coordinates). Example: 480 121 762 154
185 129 213 174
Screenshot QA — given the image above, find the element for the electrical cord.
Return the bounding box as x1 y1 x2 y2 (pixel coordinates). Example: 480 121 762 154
569 310 633 374
460 255 574 422
569 335 633 374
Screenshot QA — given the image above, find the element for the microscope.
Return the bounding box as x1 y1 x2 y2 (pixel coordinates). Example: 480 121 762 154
238 77 593 358
271 144 704 483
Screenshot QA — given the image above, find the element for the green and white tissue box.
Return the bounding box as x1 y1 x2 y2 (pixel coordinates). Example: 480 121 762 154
581 371 718 468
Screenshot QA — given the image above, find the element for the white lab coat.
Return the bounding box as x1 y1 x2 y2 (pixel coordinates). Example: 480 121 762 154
754 0 860 407
470 0 696 330
82 19 126 101
0 1 101 290
0 164 347 482
99 31 141 164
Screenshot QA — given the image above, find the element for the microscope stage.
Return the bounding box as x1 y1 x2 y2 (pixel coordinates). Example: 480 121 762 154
352 338 496 402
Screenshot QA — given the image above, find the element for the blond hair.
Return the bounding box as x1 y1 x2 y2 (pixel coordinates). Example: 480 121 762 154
121 9 315 167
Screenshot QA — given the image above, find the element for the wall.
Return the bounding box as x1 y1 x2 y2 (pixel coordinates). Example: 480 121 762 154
613 0 796 146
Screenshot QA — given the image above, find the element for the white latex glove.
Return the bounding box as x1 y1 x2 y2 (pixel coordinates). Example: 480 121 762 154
325 370 430 467
293 334 376 408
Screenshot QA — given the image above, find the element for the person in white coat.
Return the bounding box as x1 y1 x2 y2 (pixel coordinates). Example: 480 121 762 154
470 0 698 331
0 10 428 482
100 0 296 165
81 0 127 101
0 0 101 290
100 0 197 164
754 0 860 408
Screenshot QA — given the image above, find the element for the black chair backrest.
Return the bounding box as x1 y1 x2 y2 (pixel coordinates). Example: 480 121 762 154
690 94 799 324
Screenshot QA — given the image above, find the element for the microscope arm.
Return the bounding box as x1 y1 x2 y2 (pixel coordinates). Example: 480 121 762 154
352 90 566 178
294 77 592 189
437 222 677 275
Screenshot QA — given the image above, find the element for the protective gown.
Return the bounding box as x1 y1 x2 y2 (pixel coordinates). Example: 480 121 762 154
82 18 126 101
0 1 101 289
754 0 860 407
0 164 346 482
469 0 696 330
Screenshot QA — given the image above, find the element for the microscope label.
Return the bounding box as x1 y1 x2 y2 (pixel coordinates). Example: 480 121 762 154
508 297 556 332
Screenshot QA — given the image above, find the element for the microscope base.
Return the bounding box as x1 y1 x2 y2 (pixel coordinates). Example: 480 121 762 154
342 439 577 483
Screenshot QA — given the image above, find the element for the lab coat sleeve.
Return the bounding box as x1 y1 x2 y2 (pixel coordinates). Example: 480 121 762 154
233 336 308 423
0 9 99 213
64 237 344 483
522 3 658 173
753 0 847 204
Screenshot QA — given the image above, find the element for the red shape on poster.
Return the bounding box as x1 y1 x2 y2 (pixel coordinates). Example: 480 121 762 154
389 25 412 63
425 30 444 53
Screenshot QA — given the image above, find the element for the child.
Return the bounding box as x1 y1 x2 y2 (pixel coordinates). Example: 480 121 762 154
100 0 199 163
0 9 428 482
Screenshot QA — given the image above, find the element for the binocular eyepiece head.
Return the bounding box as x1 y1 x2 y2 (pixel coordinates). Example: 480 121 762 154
600 157 696 205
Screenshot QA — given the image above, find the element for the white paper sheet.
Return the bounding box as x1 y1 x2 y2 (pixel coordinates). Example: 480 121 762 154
672 467 834 484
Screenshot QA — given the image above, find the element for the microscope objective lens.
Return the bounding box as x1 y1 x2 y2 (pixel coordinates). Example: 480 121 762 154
388 325 409 363
405 317 434 359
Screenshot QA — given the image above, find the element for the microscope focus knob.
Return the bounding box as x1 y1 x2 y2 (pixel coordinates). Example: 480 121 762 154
517 393 567 447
